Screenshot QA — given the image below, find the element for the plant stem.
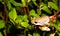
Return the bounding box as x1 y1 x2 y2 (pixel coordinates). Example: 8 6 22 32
56 0 60 24
4 0 9 36
37 0 42 9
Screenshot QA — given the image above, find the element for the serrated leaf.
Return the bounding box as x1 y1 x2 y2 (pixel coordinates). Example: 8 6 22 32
0 32 3 36
28 34 32 36
33 33 40 36
0 20 5 29
42 6 51 14
21 22 29 28
9 8 17 21
48 2 58 10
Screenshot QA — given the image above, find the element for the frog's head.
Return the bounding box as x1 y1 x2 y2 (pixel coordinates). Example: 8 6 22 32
31 17 38 25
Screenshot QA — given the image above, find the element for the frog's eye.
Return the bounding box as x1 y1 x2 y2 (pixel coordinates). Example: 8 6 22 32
35 22 37 23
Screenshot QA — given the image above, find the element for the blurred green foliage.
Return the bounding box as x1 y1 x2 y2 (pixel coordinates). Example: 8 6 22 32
0 0 60 36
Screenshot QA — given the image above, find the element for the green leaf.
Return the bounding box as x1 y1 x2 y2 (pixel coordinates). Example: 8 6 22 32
28 0 31 3
48 2 58 10
0 32 3 36
16 15 23 23
21 0 26 7
0 20 5 29
32 0 37 6
10 0 25 7
21 22 29 28
7 0 12 10
40 3 51 14
42 6 51 14
57 24 60 31
50 21 56 27
9 8 17 21
28 25 34 30
23 14 29 22
28 34 32 36
30 9 40 18
40 3 46 8
30 9 36 14
33 33 40 36
50 33 55 36
37 9 41 15
53 0 57 4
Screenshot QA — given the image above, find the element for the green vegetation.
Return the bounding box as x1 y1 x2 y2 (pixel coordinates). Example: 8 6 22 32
0 0 60 36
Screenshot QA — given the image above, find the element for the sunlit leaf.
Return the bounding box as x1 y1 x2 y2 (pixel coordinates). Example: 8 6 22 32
28 34 32 36
7 0 12 10
40 2 46 8
23 14 29 22
28 0 31 3
21 0 26 7
9 8 17 21
42 6 51 14
40 3 51 14
30 9 40 18
30 9 36 14
21 22 29 28
16 15 23 24
10 0 25 7
0 20 5 29
0 32 3 36
48 2 58 10
50 33 55 36
33 32 40 36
